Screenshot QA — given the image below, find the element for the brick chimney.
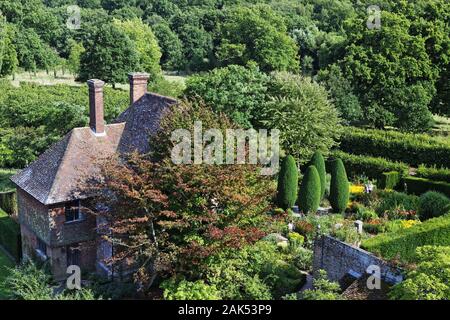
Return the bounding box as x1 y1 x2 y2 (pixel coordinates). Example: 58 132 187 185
87 79 105 135
129 72 149 105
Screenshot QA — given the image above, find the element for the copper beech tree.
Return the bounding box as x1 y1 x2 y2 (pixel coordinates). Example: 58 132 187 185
86 101 276 292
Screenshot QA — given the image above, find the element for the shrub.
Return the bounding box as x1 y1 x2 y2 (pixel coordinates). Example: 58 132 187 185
339 127 450 167
354 206 378 222
300 270 342 300
403 176 450 197
362 214 450 262
288 232 304 247
277 155 298 210
418 192 450 221
294 220 315 240
416 165 450 183
298 166 321 214
379 171 401 190
389 246 450 300
329 159 349 213
328 151 409 182
375 192 419 219
161 278 221 300
309 151 326 199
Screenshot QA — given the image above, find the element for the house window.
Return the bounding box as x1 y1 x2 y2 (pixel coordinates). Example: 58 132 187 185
67 245 81 267
36 238 47 260
65 200 84 222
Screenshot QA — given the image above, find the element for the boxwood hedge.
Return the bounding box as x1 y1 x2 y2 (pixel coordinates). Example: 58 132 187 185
362 214 450 263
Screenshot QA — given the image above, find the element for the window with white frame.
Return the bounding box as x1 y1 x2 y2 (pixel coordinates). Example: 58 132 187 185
64 200 84 222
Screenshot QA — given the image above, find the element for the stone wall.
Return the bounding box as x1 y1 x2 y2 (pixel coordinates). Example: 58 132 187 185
313 235 404 285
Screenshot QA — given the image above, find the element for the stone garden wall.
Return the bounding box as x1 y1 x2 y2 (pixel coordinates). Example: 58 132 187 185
313 235 404 285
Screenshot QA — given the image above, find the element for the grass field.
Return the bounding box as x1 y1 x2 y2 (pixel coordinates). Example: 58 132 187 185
0 247 13 299
433 115 450 137
0 169 16 192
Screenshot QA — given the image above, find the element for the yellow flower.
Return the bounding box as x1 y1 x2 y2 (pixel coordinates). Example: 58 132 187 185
349 185 364 194
400 220 420 229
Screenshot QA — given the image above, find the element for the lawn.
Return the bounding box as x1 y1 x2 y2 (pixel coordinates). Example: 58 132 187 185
0 248 13 299
0 169 16 192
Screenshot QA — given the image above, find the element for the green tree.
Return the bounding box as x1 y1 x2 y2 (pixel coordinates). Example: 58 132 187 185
259 72 342 163
79 23 139 86
277 155 298 210
185 64 269 128
152 22 183 70
298 165 321 214
114 18 162 80
308 151 326 199
329 158 349 214
67 39 85 76
0 18 18 77
217 5 299 72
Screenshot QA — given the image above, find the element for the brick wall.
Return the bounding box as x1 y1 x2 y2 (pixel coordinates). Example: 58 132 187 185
313 235 404 285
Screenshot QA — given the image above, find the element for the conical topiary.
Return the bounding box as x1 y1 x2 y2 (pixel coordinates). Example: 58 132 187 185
298 165 321 214
309 151 326 199
329 158 349 213
277 155 299 210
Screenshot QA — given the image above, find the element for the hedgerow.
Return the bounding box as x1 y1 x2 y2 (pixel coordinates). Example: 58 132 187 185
416 165 450 183
339 127 450 168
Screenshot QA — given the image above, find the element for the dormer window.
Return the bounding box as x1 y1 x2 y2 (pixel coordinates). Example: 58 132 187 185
65 200 84 223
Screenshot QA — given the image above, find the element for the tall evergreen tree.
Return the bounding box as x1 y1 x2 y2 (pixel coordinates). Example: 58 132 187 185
309 151 326 199
298 165 321 214
277 155 298 210
329 158 349 214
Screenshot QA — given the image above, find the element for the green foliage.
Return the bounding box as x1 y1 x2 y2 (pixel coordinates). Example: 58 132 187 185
79 23 139 86
329 151 409 183
205 241 305 300
301 270 341 300
416 165 450 184
114 18 162 80
375 191 419 219
260 72 342 163
184 64 269 128
0 191 16 215
67 39 85 76
0 208 20 261
298 165 321 214
380 172 401 190
217 5 299 72
418 191 450 221
0 17 18 77
308 152 326 199
389 246 450 300
4 261 98 300
339 127 450 168
362 214 450 263
329 159 349 213
277 155 298 210
151 21 183 70
161 278 221 300
403 176 450 197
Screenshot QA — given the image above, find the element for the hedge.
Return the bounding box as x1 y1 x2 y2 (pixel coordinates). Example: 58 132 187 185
0 191 17 215
277 155 298 210
362 214 450 263
379 171 401 190
339 127 450 168
415 165 450 183
0 209 21 262
403 176 450 197
328 151 409 182
329 158 349 214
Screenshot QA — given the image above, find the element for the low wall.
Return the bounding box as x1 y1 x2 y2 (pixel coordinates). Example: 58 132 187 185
313 235 403 285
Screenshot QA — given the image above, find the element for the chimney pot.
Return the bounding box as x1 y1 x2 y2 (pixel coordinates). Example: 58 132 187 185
87 79 105 135
129 72 149 105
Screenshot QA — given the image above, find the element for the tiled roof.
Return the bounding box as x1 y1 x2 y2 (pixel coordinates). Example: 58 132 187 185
11 93 177 205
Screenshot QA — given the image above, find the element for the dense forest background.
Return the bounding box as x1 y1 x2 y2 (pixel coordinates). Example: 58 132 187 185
0 0 449 168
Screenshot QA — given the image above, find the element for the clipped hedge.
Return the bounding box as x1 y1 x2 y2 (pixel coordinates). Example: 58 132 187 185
0 209 21 262
308 152 326 199
329 159 349 213
403 176 450 197
416 165 450 183
298 165 321 214
339 127 450 168
277 155 299 210
0 191 17 215
362 214 450 263
379 171 401 190
329 151 409 182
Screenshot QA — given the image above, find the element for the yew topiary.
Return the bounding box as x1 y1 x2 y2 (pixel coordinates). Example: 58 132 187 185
329 158 349 213
309 151 326 199
277 155 298 210
298 165 321 214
